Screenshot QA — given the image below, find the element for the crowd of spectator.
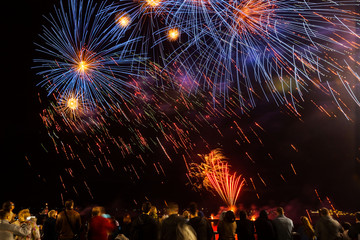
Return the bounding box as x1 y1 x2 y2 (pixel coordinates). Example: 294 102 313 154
0 200 359 240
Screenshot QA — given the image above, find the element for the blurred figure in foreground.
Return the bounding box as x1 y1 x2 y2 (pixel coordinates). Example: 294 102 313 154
119 213 132 238
56 200 82 240
297 216 315 240
255 210 276 240
2 201 16 223
315 208 343 240
15 209 41 240
0 209 31 240
88 206 115 240
188 202 214 240
272 207 294 240
43 210 58 240
348 211 360 239
341 222 352 240
130 202 159 240
161 202 196 240
149 206 159 223
236 210 255 240
218 210 236 240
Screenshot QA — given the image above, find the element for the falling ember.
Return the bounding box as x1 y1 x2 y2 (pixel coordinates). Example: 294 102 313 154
167 28 180 41
290 144 298 152
306 209 312 223
117 15 131 28
315 189 322 203
290 163 297 175
189 149 245 207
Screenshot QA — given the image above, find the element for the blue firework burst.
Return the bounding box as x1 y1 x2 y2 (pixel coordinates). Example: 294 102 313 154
161 0 360 109
103 0 177 73
34 0 144 110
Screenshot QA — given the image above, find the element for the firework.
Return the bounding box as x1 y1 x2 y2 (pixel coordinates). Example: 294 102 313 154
162 0 360 110
39 61 290 200
103 0 179 73
190 149 245 207
34 0 143 110
37 60 339 202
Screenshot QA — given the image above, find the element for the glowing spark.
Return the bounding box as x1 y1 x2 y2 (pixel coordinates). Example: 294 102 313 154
67 97 79 110
167 28 180 41
77 61 88 72
117 15 131 28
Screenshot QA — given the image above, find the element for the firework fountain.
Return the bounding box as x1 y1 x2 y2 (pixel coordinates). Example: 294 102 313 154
190 149 246 208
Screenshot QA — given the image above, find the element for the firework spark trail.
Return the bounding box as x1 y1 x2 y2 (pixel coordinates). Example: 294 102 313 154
159 0 360 111
190 149 245 207
103 0 180 74
36 60 323 200
205 163 245 207
156 137 173 162
35 0 360 116
34 0 144 110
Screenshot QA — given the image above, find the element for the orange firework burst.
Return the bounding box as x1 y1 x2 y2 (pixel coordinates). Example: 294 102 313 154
74 49 96 79
190 149 245 207
58 92 87 119
232 0 274 34
77 60 89 72
67 97 79 110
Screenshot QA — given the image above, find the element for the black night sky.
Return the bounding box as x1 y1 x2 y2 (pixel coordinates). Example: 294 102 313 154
1 0 360 218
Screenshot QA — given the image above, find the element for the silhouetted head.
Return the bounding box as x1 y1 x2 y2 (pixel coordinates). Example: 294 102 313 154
198 211 204 218
225 210 236 223
0 210 9 220
276 207 284 216
2 201 14 212
239 210 247 220
319 208 329 217
189 202 198 216
259 210 268 219
142 202 152 214
48 210 57 219
91 206 105 217
65 200 74 210
167 202 179 215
